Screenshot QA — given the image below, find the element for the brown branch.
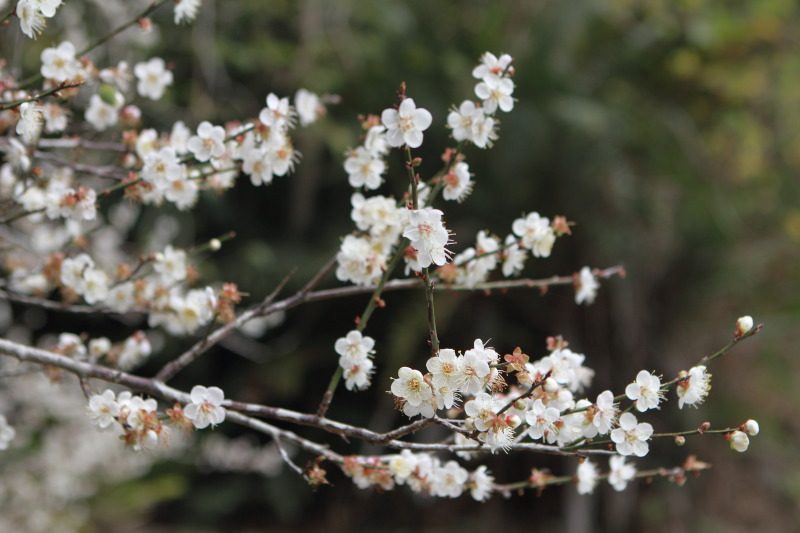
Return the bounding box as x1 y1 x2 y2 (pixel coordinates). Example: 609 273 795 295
154 271 295 382
0 337 612 458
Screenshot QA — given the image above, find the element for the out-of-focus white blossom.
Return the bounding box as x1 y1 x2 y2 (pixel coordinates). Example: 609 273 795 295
608 455 636 491
134 58 173 100
575 266 599 305
40 41 80 81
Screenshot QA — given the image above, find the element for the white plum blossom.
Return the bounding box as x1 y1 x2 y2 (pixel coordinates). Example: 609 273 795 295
391 367 435 418
350 193 403 242
117 332 152 370
85 93 124 131
363 125 389 156
82 267 109 304
187 121 226 162
608 455 636 491
154 245 188 284
576 459 598 494
575 266 599 305
591 390 617 434
512 212 556 258
442 161 473 202
184 385 226 429
344 147 385 189
56 333 86 359
335 234 387 286
426 348 464 391
469 465 494 501
334 330 375 363
526 399 560 441
105 282 137 313
460 350 491 395
446 100 497 148
0 415 16 450
335 330 375 391
87 389 120 429
341 356 374 391
625 370 664 412
162 177 198 209
403 208 450 268
174 0 202 24
49 187 97 222
381 98 432 149
43 102 68 132
16 0 47 38
242 147 274 186
676 365 711 409
472 52 513 83
391 367 430 408
123 395 158 431
16 103 44 145
431 461 468 498
169 287 216 334
141 147 187 194
295 89 323 126
475 76 515 114
259 93 293 131
610 412 653 457
88 337 112 361
170 121 192 153
40 41 80 81
388 450 418 483
464 392 500 432
135 58 173 100
60 253 94 292
501 235 527 277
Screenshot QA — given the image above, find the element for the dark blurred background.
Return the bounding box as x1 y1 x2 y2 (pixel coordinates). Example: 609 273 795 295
26 0 800 531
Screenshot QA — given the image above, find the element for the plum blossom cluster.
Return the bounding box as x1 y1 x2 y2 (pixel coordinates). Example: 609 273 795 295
336 99 450 283
446 52 515 148
12 166 97 223
0 0 766 507
438 212 573 289
86 385 225 449
53 330 152 371
87 389 166 451
342 451 494 501
387 321 758 470
576 455 637 494
13 0 205 39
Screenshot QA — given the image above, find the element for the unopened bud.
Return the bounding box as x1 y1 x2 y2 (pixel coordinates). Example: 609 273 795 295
674 435 686 446
543 377 559 393
728 430 750 453
209 238 222 251
698 421 711 433
513 400 527 411
735 315 754 338
743 419 760 436
98 83 119 106
506 414 522 429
